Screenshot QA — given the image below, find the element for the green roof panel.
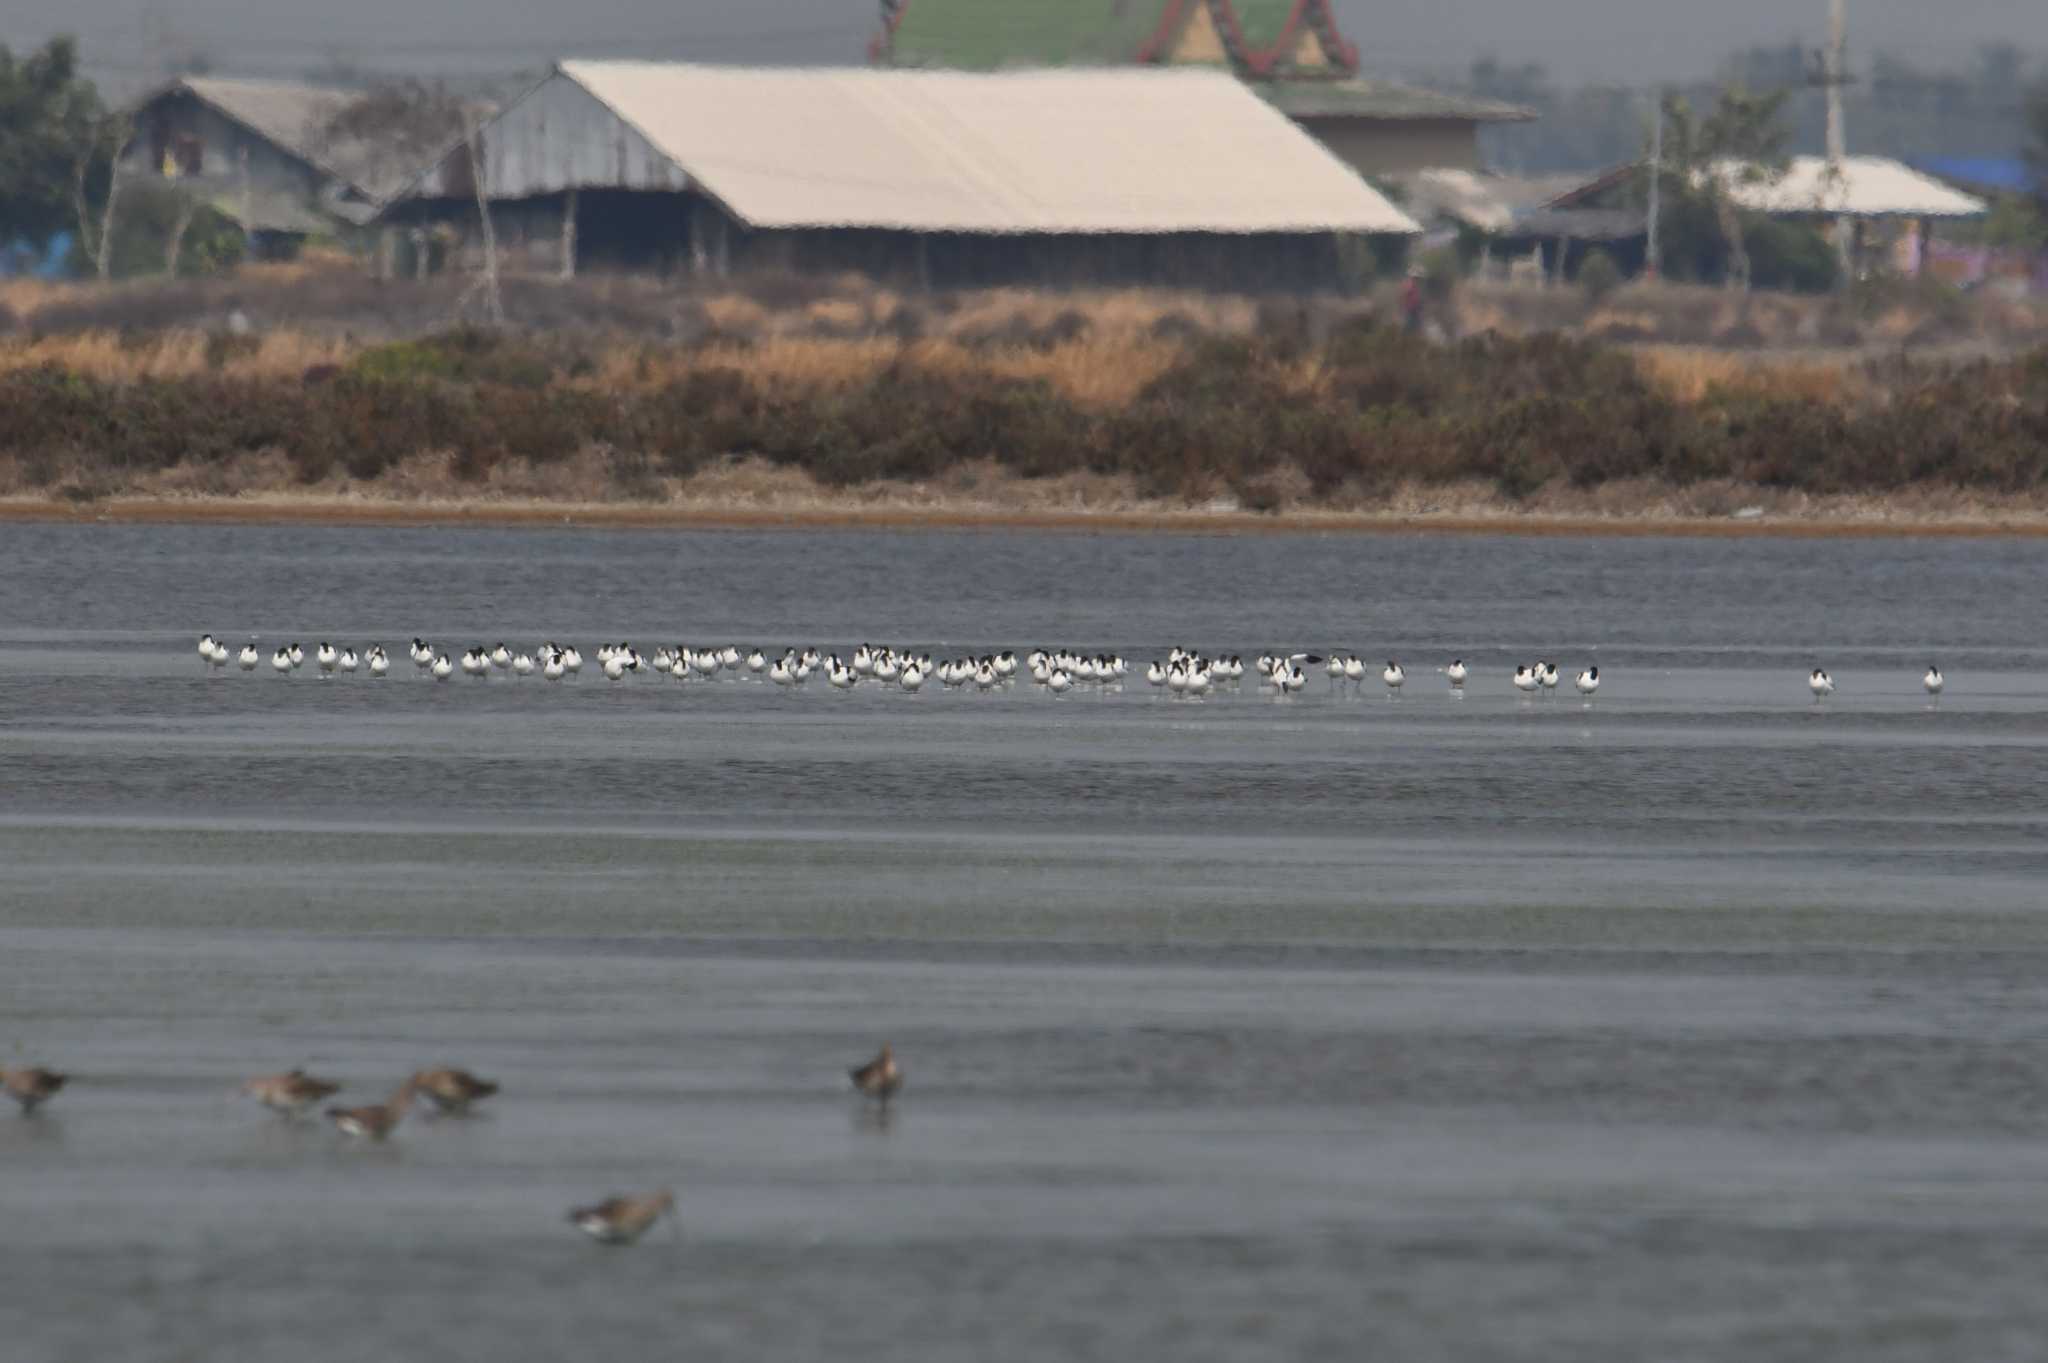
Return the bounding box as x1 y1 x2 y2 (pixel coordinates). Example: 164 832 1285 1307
884 0 1169 69
1228 0 1298 53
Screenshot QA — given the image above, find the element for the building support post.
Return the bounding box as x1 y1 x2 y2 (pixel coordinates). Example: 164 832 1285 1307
1645 91 1663 281
689 198 709 277
560 187 578 280
463 111 504 325
1823 0 1853 286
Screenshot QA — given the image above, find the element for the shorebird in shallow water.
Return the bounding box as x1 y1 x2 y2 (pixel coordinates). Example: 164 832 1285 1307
849 1045 903 1103
271 647 293 675
1575 666 1600 699
242 1068 341 1119
1809 668 1835 703
2 1066 67 1115
1923 665 1944 704
1512 664 1539 696
238 643 260 671
569 1189 677 1245
1381 661 1405 696
326 1077 416 1140
1446 659 1468 690
409 1067 498 1116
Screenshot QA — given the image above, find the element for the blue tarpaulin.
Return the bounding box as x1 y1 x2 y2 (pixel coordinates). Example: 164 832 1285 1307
1911 157 2037 195
0 231 73 279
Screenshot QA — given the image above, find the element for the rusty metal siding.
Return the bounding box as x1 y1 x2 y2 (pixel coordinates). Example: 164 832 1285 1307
411 72 689 200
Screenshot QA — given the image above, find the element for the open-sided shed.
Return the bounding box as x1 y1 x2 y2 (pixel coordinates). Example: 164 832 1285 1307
382 60 1418 289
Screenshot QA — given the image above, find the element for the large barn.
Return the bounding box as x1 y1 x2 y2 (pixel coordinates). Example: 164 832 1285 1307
380 60 1420 290
868 0 1534 177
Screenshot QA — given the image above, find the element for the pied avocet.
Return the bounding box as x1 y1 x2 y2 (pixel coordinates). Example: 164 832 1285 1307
1809 668 1834 702
1923 665 1944 696
1382 661 1405 695
1447 659 1468 689
238 644 260 671
1575 666 1599 697
431 654 454 681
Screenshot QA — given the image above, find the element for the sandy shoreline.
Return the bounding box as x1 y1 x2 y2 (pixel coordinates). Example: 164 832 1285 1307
9 493 2048 538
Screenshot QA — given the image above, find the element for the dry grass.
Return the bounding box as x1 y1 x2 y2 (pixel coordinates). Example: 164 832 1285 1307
1634 346 1858 404
0 327 354 381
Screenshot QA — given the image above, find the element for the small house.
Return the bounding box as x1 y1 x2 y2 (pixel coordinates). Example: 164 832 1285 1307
120 77 406 249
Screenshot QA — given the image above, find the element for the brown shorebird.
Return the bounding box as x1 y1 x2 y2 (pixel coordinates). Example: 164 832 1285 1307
409 1068 498 1116
568 1189 677 1245
849 1044 902 1103
325 1077 416 1140
2 1066 67 1115
241 1069 341 1119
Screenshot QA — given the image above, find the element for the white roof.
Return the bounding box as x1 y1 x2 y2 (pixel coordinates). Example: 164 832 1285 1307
557 60 1418 235
1718 155 1987 219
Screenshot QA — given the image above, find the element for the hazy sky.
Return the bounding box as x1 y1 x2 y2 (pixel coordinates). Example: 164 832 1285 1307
12 0 2046 94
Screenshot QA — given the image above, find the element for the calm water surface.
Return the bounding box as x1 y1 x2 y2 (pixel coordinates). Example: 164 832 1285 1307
4 523 2048 1361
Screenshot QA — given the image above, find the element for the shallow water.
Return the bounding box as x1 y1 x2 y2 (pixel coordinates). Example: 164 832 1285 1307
5 523 2048 1360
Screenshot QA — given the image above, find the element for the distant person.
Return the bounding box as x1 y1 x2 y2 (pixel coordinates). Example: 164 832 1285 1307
1400 267 1425 335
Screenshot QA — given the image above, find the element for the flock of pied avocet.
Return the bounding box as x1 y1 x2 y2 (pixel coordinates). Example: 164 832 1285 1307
193 635 1949 704
192 634 1615 699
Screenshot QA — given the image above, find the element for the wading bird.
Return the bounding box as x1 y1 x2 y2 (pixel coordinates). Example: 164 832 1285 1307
568 1189 678 1245
2 1066 67 1115
849 1045 903 1103
326 1077 417 1140
409 1067 498 1116
242 1068 341 1119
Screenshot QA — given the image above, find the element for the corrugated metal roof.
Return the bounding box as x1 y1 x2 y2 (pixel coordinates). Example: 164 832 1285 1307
1388 169 1594 232
1254 78 1533 123
160 76 477 206
1720 155 1988 219
557 61 1419 234
172 78 376 195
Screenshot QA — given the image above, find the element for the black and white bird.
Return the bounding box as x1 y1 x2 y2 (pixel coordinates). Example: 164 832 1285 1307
1809 668 1835 702
1575 666 1600 698
1923 664 1944 699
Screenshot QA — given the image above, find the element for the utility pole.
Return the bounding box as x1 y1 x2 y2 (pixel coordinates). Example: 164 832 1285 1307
1645 91 1663 281
1814 0 1854 283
